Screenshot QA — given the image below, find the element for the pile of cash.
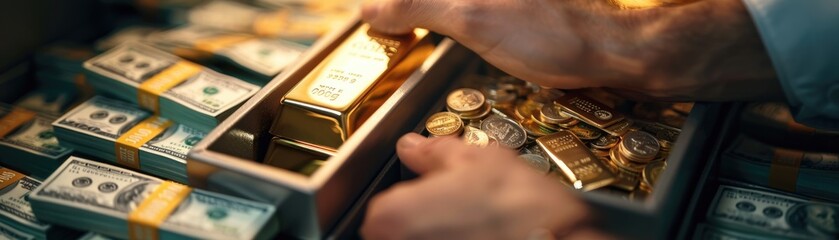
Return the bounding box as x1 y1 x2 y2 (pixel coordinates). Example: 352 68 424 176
52 96 205 183
29 157 280 240
697 183 839 239
33 43 96 91
94 26 162 52
0 167 77 239
83 42 260 132
720 135 839 202
147 25 306 81
424 68 690 199
0 104 73 179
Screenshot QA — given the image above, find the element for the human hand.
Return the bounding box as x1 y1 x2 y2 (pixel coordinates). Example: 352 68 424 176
361 0 782 101
360 133 614 239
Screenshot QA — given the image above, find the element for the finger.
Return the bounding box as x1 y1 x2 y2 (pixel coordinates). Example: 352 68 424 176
562 227 617 240
396 133 467 175
361 0 459 36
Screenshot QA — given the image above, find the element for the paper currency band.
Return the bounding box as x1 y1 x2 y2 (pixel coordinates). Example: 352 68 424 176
115 116 174 170
768 148 803 192
137 61 202 114
127 181 192 240
0 108 36 138
0 168 26 189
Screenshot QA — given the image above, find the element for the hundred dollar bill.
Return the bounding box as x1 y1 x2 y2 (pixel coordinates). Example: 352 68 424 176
0 168 75 240
0 104 72 179
52 96 205 183
29 157 279 240
720 136 839 201
148 25 306 78
83 42 259 132
693 223 782 240
0 220 35 240
708 185 839 239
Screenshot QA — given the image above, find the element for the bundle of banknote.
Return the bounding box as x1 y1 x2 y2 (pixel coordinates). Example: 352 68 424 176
703 183 839 239
0 167 78 239
34 43 96 93
147 25 306 80
0 103 73 179
12 87 81 116
52 96 205 183
83 42 260 132
94 26 161 52
186 0 356 45
740 102 839 153
29 157 280 240
719 135 839 202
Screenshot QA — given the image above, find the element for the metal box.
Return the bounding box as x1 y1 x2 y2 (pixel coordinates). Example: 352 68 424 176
188 19 726 240
186 19 474 238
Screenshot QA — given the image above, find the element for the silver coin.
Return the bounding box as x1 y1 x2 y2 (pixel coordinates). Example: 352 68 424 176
480 116 527 149
519 154 551 174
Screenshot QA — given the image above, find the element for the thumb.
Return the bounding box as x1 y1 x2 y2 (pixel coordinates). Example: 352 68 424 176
361 0 457 35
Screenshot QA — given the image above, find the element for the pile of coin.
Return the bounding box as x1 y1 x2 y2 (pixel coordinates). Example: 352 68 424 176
424 73 690 200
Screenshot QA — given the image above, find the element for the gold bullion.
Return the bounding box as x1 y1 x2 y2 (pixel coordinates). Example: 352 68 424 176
426 112 464 137
555 92 631 136
640 161 666 191
446 88 486 115
568 123 603 141
519 154 552 174
536 130 615 191
264 137 332 173
602 157 640 191
481 116 528 149
618 130 660 163
462 126 490 147
271 24 433 150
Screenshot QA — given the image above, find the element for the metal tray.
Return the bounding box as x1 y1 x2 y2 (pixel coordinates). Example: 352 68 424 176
402 57 727 239
186 18 474 238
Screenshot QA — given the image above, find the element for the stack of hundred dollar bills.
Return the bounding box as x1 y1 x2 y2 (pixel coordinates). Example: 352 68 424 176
0 167 77 239
0 104 73 179
29 157 280 240
720 135 839 202
83 42 260 132
147 25 306 81
51 96 205 183
697 183 839 239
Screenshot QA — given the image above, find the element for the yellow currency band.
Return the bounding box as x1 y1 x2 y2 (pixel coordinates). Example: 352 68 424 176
115 116 173 170
127 181 192 240
253 10 288 37
194 35 253 54
137 61 202 113
768 148 803 192
0 168 25 189
0 108 36 138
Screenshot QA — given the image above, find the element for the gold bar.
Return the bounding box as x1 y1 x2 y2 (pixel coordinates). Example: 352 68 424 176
555 93 632 136
264 137 332 173
536 131 615 191
270 24 433 150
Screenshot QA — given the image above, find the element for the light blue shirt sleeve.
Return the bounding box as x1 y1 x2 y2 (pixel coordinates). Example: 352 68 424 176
741 0 839 130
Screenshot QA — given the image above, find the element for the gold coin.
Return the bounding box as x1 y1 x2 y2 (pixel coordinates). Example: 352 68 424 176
618 130 660 163
426 112 463 137
514 99 542 121
457 102 493 120
610 146 645 173
447 88 486 114
568 123 603 141
642 161 666 190
539 104 566 125
591 135 620 150
462 126 490 148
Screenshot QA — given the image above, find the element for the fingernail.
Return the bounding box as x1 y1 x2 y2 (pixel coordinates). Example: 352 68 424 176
398 133 424 149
